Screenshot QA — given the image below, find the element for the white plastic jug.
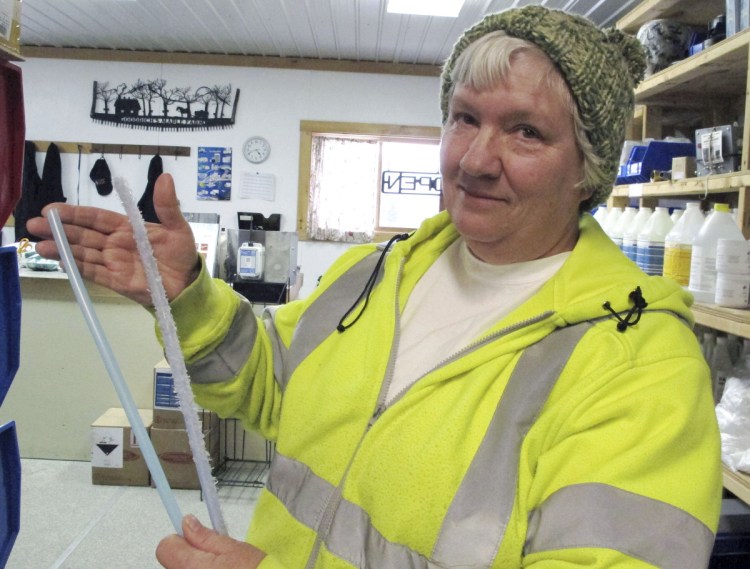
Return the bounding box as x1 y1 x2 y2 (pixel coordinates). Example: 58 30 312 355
636 207 673 275
610 206 637 249
710 335 733 403
663 202 705 286
622 207 653 261
593 206 609 229
603 206 623 238
688 203 745 303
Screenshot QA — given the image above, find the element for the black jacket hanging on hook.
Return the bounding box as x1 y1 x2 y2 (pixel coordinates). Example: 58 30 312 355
14 141 66 242
138 154 162 224
13 141 42 241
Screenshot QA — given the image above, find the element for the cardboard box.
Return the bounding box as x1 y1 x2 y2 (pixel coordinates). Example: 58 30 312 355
91 408 152 487
672 156 697 180
151 424 220 490
0 0 22 60
153 359 218 429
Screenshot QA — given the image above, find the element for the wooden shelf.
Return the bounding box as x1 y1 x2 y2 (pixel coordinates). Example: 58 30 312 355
634 28 750 106
0 44 22 62
724 465 750 505
611 171 750 199
617 0 725 33
694 303 750 338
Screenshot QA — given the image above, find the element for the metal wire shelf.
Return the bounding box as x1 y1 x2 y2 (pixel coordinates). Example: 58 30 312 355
214 417 274 488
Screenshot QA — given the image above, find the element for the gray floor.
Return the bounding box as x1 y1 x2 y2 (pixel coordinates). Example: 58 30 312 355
7 458 262 568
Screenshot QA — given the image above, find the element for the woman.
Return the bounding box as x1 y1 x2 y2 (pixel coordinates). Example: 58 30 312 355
30 6 721 568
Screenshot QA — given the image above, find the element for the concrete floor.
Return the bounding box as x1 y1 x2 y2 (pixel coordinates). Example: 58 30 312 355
7 458 262 569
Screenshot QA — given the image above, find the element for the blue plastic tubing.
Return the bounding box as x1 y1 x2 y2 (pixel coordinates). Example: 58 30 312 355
47 208 184 536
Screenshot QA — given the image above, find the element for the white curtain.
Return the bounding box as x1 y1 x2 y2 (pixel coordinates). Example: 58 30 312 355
307 136 379 242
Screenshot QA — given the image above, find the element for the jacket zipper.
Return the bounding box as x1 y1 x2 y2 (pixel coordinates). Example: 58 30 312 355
304 257 555 567
369 258 406 427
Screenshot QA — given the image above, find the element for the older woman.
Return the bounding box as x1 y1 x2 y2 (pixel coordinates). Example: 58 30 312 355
30 6 721 569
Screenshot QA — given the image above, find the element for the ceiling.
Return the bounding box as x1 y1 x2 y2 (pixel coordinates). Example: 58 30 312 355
18 0 643 74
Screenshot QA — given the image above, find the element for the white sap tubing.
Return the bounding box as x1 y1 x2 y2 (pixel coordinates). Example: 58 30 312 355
47 207 184 536
110 177 227 537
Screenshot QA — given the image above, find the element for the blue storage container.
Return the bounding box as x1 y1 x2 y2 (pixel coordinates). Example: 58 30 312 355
0 421 19 568
710 532 750 568
615 141 695 185
0 246 21 568
1 247 20 407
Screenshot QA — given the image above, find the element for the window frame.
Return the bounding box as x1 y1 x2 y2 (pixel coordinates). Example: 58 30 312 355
297 120 442 242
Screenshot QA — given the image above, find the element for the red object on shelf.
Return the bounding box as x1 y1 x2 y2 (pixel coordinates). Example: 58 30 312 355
0 59 24 228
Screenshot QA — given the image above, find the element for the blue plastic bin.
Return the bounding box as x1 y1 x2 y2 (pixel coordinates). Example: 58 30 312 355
0 246 21 567
0 421 19 568
615 141 695 185
1 247 20 407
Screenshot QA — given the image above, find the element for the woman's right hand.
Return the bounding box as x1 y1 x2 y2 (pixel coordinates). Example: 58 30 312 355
27 173 201 306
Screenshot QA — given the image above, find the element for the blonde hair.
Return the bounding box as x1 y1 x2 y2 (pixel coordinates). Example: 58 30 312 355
446 31 609 210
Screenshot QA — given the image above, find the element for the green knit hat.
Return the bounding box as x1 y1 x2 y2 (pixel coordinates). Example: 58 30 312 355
440 6 646 210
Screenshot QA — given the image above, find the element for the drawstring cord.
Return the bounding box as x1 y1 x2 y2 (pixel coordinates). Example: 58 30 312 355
603 286 648 332
337 232 410 333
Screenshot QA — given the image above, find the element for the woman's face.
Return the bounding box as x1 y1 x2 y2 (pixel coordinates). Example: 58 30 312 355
440 51 590 265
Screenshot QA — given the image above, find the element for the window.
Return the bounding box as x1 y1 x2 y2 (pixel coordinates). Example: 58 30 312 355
298 121 442 243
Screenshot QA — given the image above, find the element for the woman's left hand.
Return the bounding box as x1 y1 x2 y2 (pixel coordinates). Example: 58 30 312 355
156 515 267 569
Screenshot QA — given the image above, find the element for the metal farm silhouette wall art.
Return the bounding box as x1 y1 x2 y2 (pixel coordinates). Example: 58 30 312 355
90 79 239 131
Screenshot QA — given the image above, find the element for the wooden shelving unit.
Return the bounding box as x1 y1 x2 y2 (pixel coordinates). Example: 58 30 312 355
611 172 750 199
723 466 750 505
616 0 750 507
617 0 730 33
694 303 750 338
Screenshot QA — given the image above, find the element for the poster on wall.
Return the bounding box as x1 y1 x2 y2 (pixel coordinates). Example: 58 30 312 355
197 146 232 201
90 79 239 131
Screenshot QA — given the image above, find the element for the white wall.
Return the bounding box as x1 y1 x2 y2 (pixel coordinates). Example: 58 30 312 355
18 58 442 297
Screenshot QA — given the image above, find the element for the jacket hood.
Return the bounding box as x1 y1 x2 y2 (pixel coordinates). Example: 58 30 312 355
392 211 695 332
550 214 694 328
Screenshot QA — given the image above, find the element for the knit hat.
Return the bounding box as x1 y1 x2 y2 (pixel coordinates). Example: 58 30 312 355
89 157 112 196
440 6 647 210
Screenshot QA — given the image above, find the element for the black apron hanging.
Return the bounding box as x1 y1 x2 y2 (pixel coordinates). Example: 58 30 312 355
40 142 65 204
138 154 162 224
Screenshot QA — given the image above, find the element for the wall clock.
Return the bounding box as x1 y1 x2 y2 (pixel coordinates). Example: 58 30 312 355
242 136 271 164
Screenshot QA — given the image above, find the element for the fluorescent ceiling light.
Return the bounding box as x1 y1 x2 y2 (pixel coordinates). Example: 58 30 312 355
387 0 466 17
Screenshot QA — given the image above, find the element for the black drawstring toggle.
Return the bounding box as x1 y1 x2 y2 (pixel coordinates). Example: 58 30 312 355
603 286 648 333
336 233 410 333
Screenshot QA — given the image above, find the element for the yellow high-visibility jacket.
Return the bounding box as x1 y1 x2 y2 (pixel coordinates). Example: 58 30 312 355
168 212 722 568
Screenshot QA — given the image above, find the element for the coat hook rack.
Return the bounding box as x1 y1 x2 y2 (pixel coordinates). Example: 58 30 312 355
31 140 191 158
